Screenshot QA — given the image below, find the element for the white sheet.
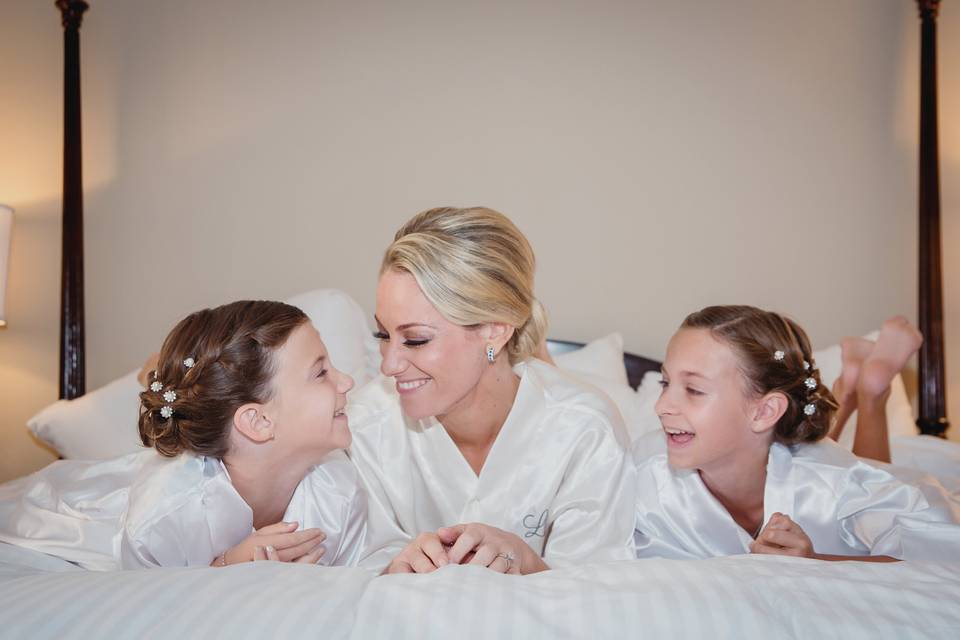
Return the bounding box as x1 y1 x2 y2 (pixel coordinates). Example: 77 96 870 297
2 542 958 639
0 543 370 639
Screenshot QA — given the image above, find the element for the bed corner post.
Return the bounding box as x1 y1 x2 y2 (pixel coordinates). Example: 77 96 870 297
915 0 949 437
56 0 88 400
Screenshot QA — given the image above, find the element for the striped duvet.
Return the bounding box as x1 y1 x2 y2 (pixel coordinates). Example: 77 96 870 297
2 543 958 639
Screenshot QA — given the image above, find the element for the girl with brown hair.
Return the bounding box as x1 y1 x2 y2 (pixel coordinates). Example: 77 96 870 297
0 301 365 569
632 306 960 562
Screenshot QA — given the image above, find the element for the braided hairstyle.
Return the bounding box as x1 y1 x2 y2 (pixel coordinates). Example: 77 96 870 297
680 305 838 445
138 300 309 458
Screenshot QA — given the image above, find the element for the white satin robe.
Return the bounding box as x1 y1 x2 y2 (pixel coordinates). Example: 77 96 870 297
347 359 637 572
0 449 366 570
632 432 960 562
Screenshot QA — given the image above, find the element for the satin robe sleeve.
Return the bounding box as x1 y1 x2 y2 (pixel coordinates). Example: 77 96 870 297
541 407 637 567
119 456 253 569
633 461 708 560
285 452 369 567
120 497 217 568
346 407 413 573
331 478 368 567
836 461 960 562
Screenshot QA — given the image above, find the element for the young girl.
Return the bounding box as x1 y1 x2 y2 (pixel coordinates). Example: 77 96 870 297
633 305 960 562
0 300 365 569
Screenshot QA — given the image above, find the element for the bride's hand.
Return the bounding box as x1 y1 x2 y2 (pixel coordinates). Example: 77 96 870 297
437 523 547 575
384 532 449 574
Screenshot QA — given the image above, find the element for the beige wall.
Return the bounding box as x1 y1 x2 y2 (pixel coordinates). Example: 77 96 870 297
2 0 958 482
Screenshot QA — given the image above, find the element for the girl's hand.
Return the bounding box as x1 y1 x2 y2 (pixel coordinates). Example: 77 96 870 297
750 512 816 558
384 533 449 574
437 523 547 575
213 521 326 566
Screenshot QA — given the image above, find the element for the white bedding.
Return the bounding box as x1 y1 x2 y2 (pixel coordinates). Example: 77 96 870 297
2 542 958 639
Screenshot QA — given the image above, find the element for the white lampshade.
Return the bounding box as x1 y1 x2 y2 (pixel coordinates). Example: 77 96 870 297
0 205 12 328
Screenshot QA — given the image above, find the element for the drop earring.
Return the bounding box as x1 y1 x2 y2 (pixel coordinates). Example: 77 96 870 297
486 345 495 363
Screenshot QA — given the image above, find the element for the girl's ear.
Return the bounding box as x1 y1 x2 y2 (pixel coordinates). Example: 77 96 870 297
750 392 789 435
232 403 274 443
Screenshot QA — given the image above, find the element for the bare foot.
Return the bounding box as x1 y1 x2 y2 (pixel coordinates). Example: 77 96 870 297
137 352 160 388
857 316 923 400
829 337 874 441
837 337 875 405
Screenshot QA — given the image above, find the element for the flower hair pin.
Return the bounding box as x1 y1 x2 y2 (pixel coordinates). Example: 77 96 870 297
183 357 195 369
803 403 816 416
773 350 785 361
149 380 177 419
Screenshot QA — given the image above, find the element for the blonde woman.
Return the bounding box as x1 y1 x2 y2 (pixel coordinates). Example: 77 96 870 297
349 207 636 575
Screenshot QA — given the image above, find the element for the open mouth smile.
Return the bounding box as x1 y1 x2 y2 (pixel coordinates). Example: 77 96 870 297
663 427 695 446
395 378 430 394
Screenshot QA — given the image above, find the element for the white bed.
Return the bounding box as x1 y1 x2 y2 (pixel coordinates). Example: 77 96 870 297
4 288 959 638
2 541 958 639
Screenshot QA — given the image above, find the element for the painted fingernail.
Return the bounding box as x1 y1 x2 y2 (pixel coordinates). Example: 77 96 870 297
266 545 276 554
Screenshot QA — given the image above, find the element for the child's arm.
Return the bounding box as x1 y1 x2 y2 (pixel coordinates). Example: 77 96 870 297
750 513 899 563
211 522 327 566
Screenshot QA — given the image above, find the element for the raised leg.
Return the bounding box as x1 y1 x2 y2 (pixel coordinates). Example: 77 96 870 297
852 317 923 463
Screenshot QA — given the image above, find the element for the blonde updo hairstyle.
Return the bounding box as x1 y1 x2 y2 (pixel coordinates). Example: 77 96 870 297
681 305 838 445
382 207 548 364
138 300 309 458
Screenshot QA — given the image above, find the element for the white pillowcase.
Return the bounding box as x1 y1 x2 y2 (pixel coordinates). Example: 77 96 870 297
553 333 630 387
283 288 379 386
28 289 378 460
27 370 147 460
631 371 665 441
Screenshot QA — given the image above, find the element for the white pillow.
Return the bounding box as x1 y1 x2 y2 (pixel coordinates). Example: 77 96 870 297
631 371 665 441
28 289 377 460
553 333 629 387
28 370 147 460
284 288 379 386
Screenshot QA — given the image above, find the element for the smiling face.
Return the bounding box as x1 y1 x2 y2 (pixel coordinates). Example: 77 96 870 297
655 328 772 473
375 269 492 420
263 322 354 459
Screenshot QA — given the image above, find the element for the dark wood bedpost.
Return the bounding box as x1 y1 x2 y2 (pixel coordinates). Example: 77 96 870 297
915 0 949 437
56 0 88 400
